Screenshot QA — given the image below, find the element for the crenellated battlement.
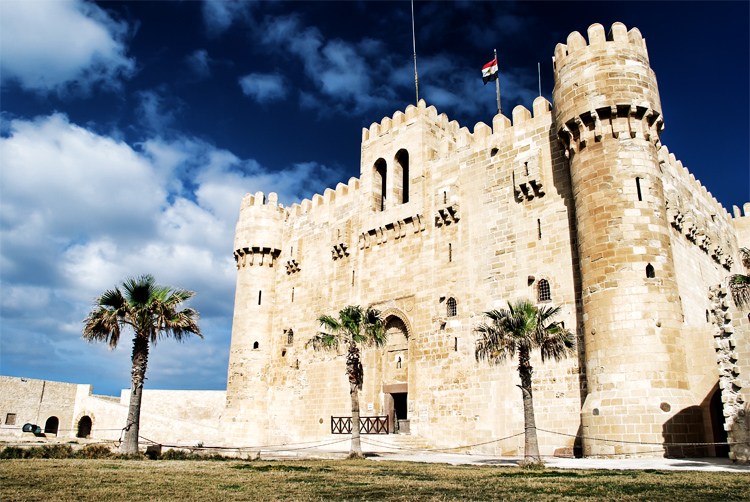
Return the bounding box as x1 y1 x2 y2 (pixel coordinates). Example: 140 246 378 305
553 22 649 76
362 97 554 153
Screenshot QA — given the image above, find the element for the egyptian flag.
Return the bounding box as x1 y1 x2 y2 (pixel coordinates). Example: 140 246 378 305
482 57 498 85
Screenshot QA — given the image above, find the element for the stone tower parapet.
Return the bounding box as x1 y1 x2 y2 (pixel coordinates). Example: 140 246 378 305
554 22 700 456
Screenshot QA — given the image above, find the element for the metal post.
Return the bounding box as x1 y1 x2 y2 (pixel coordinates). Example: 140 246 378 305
495 49 501 115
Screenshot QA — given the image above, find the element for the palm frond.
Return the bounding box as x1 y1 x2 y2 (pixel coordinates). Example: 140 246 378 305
306 332 340 351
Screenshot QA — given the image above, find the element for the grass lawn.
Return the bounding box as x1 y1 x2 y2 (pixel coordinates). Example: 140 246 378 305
1 458 747 501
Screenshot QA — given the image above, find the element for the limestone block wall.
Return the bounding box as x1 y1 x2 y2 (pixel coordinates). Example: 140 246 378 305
0 377 83 439
227 97 585 455
0 376 225 447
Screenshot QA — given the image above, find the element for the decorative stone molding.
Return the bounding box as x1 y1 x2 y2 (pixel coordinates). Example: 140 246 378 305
709 283 748 463
234 247 281 269
358 214 425 250
434 203 460 226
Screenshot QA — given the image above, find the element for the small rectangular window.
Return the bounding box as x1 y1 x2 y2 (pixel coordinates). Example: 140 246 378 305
448 243 452 263
635 177 642 201
6 413 16 425
258 290 262 305
454 337 458 352
291 287 294 302
537 219 542 240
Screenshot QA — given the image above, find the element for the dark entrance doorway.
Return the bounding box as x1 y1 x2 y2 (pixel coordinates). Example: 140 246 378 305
44 416 59 435
77 416 92 438
392 393 409 433
710 388 729 457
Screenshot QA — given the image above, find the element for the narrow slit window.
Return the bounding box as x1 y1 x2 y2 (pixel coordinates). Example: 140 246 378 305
706 310 710 323
454 337 458 352
447 297 457 317
291 287 294 302
636 177 642 201
258 290 262 305
448 243 452 263
444 191 447 204
287 329 294 345
646 263 655 278
538 279 551 302
352 270 355 286
537 219 542 240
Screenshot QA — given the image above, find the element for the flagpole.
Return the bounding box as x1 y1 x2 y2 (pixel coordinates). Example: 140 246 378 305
411 0 419 104
494 49 501 115
538 62 542 96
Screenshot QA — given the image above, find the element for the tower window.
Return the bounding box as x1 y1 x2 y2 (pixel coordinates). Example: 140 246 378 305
538 279 551 302
395 149 410 204
447 297 457 317
537 219 542 240
287 329 294 345
374 158 387 211
636 177 643 201
646 263 655 278
352 270 355 286
706 310 710 323
258 290 262 305
454 337 458 352
448 243 452 262
253 341 259 350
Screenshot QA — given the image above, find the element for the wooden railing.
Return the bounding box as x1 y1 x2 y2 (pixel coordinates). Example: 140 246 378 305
331 416 389 434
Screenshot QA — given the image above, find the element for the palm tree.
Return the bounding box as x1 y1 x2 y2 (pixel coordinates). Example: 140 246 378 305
82 275 202 454
475 299 575 465
729 247 750 309
307 305 386 457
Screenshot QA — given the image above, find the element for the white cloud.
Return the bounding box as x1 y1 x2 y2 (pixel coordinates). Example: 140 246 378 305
185 49 212 77
0 0 135 94
201 0 252 36
0 113 344 392
261 14 390 113
239 73 287 103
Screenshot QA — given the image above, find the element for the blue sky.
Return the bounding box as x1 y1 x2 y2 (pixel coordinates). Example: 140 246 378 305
1 1 748 396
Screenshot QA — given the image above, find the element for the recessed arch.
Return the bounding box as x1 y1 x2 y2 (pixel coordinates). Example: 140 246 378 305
44 416 59 435
394 149 410 204
379 307 414 339
373 158 387 211
77 416 92 438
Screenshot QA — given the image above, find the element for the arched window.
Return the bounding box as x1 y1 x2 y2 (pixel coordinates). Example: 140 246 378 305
447 297 457 317
77 416 92 438
253 341 259 350
646 263 655 278
538 279 551 302
287 329 294 345
373 158 387 211
395 149 409 204
44 416 59 435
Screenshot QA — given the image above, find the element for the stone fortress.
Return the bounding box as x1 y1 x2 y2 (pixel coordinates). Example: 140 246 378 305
2 22 748 461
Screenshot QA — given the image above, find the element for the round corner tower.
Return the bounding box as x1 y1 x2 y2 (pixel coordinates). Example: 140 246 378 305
553 22 700 456
221 191 285 446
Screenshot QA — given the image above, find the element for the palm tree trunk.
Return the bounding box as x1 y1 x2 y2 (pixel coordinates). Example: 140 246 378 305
518 348 541 464
350 380 362 456
121 334 149 455
347 343 363 457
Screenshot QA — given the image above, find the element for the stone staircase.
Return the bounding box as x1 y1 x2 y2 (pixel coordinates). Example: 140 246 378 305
361 433 435 452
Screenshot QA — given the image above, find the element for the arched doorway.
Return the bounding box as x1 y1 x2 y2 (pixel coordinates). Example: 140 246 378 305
44 416 59 435
382 314 409 433
77 416 92 438
710 388 729 457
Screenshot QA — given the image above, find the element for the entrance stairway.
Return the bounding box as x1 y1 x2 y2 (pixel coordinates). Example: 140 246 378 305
361 432 434 452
